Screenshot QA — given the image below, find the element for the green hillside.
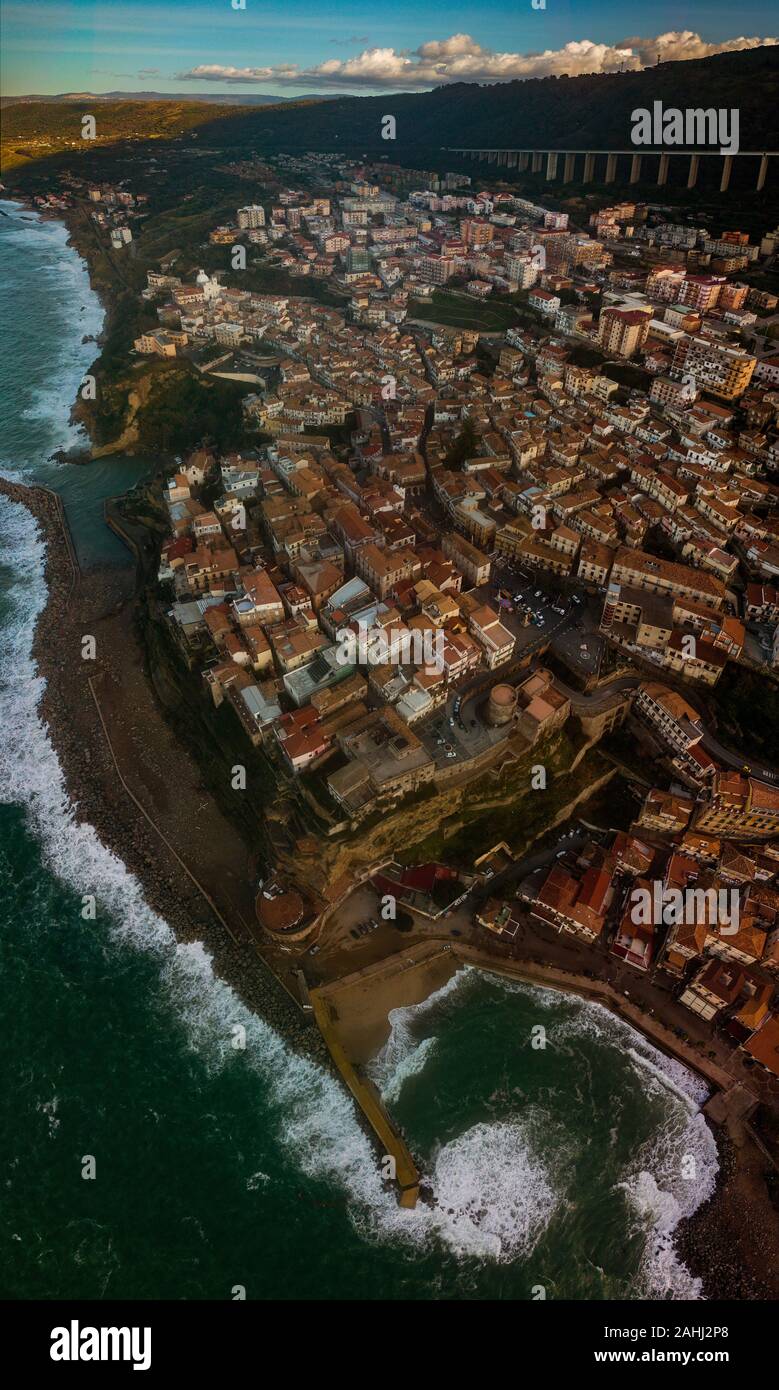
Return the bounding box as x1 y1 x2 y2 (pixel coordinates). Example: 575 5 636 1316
3 46 779 177
0 100 244 171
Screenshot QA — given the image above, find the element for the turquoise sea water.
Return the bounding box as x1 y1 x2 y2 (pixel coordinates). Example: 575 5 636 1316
0 201 716 1300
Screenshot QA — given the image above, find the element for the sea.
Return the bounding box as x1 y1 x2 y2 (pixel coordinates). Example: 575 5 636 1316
0 199 718 1301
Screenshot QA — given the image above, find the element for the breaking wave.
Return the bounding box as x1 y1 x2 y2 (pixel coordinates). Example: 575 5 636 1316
0 198 719 1291
369 968 471 1102
0 497 563 1265
551 993 717 1298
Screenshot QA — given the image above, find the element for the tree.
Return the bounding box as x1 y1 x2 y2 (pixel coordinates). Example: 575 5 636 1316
445 416 478 469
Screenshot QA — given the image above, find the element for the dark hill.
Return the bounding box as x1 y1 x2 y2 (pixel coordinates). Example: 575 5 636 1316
2 47 778 176
187 46 779 156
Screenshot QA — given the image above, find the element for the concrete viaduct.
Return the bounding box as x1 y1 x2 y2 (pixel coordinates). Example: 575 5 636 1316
445 148 776 193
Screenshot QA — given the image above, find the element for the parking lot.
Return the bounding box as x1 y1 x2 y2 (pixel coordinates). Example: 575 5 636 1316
409 562 608 769
490 557 604 676
417 690 517 767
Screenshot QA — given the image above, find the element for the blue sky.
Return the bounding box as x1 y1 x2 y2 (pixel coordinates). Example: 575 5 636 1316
2 0 777 95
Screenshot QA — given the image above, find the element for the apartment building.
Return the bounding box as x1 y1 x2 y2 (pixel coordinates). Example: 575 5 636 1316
460 218 494 247
632 682 712 778
672 337 756 402
679 275 725 313
695 772 779 841
636 787 695 835
602 584 673 649
237 205 266 229
467 604 515 669
679 959 746 1022
577 538 613 587
646 267 685 302
528 288 561 317
598 306 652 358
420 256 455 285
442 530 492 586
232 569 285 627
454 499 497 550
327 707 435 818
610 547 727 611
530 861 612 943
355 542 420 600
505 253 539 289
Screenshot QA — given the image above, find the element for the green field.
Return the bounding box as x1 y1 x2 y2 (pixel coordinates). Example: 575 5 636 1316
410 289 539 334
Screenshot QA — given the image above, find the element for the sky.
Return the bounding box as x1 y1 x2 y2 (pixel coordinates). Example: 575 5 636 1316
2 0 778 97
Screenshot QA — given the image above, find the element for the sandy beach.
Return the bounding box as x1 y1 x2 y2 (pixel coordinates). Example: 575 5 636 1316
319 932 779 1298
312 940 461 1064
4 473 779 1299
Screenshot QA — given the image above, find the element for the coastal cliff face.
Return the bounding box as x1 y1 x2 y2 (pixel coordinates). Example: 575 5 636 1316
280 731 615 895
0 478 329 1065
71 361 164 458
86 382 149 457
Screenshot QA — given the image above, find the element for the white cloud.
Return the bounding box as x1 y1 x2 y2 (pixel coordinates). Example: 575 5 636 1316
619 30 776 67
177 31 777 90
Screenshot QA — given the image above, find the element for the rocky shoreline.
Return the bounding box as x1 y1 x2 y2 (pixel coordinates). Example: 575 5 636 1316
4 475 779 1299
4 189 779 1289
675 1130 777 1300
0 477 330 1071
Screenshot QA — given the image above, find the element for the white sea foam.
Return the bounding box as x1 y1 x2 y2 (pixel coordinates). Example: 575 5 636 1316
246 1171 270 1191
538 992 717 1298
37 1095 61 1139
0 202 720 1283
485 971 563 1010
424 1119 560 1262
368 967 471 1102
0 499 560 1264
625 1045 702 1113
0 203 102 463
555 995 710 1107
0 490 721 1278
619 1104 718 1301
